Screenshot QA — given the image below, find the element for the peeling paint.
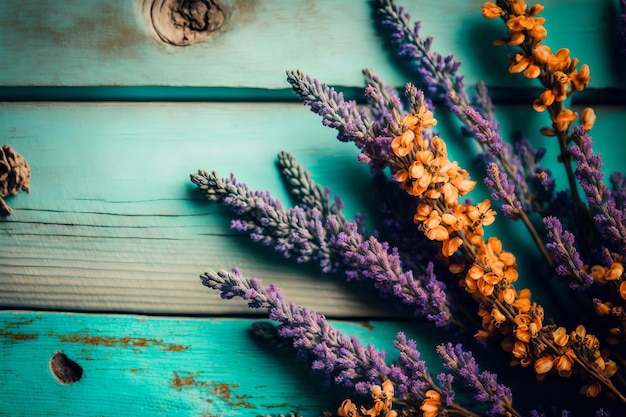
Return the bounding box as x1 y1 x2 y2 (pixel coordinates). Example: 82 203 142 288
170 372 255 409
0 330 38 341
55 332 189 352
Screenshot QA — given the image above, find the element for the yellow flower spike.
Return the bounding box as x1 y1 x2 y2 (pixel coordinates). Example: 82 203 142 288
482 2 503 18
581 107 596 131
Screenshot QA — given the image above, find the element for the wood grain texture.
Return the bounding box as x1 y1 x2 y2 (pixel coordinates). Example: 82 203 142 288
0 311 445 417
1 102 625 316
0 0 622 91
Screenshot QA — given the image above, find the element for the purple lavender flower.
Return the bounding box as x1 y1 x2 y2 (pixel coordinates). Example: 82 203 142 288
201 268 488 416
483 163 523 220
191 160 454 326
543 216 594 289
201 268 390 393
373 0 468 109
453 106 503 155
372 0 556 223
437 343 518 417
610 171 626 210
570 126 626 257
286 69 371 144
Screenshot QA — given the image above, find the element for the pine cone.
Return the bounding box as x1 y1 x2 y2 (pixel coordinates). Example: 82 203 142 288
0 144 30 215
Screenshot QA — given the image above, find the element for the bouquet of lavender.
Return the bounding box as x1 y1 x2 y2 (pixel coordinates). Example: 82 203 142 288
190 1 626 415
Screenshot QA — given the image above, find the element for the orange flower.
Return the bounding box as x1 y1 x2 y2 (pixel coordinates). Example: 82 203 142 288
581 107 596 131
466 199 496 234
534 354 554 374
606 262 623 280
547 48 572 72
482 2 503 18
466 237 514 297
420 390 441 417
553 108 577 132
391 129 415 157
553 326 569 347
554 350 575 376
571 64 590 91
514 313 533 343
580 382 602 398
499 286 517 305
510 0 528 15
338 399 361 417
532 89 555 112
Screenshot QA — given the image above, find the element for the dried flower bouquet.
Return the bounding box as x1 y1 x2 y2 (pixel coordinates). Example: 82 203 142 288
191 1 626 416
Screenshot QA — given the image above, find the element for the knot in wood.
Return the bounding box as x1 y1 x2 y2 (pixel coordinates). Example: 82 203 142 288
149 0 227 46
0 144 30 216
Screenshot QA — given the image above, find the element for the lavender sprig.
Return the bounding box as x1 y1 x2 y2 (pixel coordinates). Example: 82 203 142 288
201 268 390 394
191 164 454 326
453 106 503 155
373 0 468 109
543 216 594 289
570 126 626 257
286 69 371 144
372 0 558 241
437 343 518 417
483 163 523 221
363 68 406 129
276 151 338 218
201 268 484 416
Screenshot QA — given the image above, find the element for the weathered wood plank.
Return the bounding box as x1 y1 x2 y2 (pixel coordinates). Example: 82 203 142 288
0 311 443 417
1 102 625 315
0 0 621 92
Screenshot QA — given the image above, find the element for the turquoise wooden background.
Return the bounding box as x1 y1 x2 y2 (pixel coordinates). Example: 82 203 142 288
1 0 625 416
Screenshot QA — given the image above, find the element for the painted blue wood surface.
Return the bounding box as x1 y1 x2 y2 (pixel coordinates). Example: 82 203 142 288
0 0 622 92
0 1 625 415
1 102 625 315
0 311 447 417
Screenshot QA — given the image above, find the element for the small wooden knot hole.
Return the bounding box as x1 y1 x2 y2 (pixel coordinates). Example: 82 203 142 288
49 351 83 385
149 0 227 46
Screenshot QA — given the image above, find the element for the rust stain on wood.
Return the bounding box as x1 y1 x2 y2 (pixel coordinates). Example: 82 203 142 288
55 332 189 352
0 330 38 341
0 316 40 341
170 372 255 409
